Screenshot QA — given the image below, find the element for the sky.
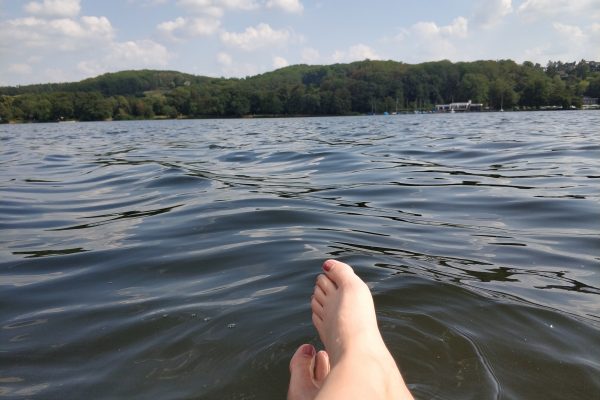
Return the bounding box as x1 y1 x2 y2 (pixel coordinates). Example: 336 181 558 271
1 0 599 86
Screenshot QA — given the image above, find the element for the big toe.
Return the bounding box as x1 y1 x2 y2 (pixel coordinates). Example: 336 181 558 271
322 259 356 286
288 344 320 400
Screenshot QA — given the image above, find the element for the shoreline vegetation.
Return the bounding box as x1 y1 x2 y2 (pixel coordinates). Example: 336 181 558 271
1 59 599 123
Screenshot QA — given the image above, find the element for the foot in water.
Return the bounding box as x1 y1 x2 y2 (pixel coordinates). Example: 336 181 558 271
287 343 330 400
288 259 413 400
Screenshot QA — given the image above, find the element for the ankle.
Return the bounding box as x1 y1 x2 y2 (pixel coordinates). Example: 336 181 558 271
333 351 398 398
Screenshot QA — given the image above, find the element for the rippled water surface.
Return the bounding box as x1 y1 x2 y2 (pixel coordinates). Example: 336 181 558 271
1 112 599 399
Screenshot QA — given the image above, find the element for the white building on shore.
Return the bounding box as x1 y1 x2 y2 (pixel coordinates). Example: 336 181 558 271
435 100 483 112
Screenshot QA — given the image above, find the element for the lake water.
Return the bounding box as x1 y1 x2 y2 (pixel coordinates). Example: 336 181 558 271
1 112 599 399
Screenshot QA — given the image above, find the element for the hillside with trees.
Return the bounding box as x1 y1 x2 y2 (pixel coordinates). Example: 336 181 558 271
1 59 599 122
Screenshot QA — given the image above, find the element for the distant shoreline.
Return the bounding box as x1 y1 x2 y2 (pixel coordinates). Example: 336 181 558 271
1 60 599 123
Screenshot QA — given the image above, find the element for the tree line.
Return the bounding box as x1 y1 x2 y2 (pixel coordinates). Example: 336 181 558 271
1 59 599 123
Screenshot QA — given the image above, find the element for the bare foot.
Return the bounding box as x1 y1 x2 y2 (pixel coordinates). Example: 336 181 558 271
311 259 413 400
287 344 330 400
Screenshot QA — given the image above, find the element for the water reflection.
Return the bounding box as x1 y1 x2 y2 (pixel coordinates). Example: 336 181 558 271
12 247 89 258
50 205 182 231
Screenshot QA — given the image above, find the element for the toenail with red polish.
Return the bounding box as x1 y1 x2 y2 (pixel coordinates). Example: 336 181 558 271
302 344 316 356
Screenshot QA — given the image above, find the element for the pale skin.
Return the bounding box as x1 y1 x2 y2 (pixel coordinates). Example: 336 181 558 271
288 259 414 400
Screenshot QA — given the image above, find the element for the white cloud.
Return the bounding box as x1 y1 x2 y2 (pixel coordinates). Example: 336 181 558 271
266 0 303 13
1 9 168 84
48 18 83 36
413 16 468 39
24 0 81 18
187 17 221 35
518 0 600 20
217 51 232 65
76 60 104 77
8 63 33 75
549 22 600 61
176 0 223 17
273 55 288 68
220 23 291 51
78 39 171 75
219 0 259 10
473 0 512 28
391 16 469 62
1 15 114 50
130 0 169 5
553 22 585 41
81 16 114 36
174 0 306 17
41 67 72 82
443 17 468 37
195 5 225 17
332 44 380 63
157 16 186 34
177 0 212 9
108 40 170 67
301 47 320 63
158 16 221 39
522 44 552 62
347 44 380 60
591 25 600 59
176 0 259 16
522 22 600 63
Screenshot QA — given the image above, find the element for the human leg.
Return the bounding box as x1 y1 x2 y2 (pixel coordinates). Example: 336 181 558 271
310 259 413 400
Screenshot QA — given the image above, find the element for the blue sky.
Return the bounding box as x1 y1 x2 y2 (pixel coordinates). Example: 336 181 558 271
1 0 599 86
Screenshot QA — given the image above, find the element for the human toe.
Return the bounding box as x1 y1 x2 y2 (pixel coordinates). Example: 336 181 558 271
316 273 336 293
322 259 356 286
311 295 324 317
288 344 318 400
313 284 327 307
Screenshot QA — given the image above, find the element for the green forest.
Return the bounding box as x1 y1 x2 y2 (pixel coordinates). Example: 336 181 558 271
1 59 599 122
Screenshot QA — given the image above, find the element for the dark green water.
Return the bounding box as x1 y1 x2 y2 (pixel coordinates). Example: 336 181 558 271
1 112 599 399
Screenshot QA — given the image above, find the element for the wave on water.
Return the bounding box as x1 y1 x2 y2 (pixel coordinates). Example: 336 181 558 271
1 113 599 399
